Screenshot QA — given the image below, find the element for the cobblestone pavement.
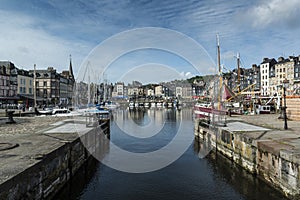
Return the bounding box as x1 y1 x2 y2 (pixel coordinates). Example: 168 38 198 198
0 116 70 135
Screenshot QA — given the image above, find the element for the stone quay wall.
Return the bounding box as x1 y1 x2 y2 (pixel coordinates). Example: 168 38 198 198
195 118 300 199
0 121 110 200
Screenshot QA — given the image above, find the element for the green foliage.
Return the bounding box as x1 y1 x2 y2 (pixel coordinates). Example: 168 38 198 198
187 75 203 84
187 74 218 85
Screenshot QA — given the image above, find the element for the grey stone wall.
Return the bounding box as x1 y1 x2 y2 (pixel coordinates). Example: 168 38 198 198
196 121 300 199
0 123 109 200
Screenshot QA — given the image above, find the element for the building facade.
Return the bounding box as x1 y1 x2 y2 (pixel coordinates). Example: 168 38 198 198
112 82 125 98
17 69 34 108
17 69 33 95
60 58 75 106
30 67 60 106
294 57 300 95
260 58 277 96
0 61 18 106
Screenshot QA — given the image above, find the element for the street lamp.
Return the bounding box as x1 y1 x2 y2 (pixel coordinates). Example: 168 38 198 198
282 78 289 130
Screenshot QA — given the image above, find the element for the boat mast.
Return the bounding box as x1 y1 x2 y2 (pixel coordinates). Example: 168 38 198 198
217 34 222 110
88 74 90 106
237 52 241 93
33 64 37 109
103 73 107 102
84 61 91 106
217 35 221 75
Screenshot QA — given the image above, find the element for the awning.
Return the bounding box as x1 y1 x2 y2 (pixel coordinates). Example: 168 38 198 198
18 94 44 101
0 96 20 100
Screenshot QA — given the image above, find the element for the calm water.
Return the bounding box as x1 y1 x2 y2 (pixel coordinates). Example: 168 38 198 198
55 108 287 200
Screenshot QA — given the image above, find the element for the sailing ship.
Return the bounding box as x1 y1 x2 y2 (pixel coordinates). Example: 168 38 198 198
194 35 234 120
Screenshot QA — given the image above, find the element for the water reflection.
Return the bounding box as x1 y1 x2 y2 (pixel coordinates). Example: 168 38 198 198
193 138 288 200
55 108 288 200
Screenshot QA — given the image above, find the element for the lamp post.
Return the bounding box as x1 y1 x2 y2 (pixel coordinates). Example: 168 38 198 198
282 78 289 130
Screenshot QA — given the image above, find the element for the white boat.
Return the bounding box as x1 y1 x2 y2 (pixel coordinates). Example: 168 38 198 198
129 101 135 108
37 108 53 115
51 108 82 117
156 102 162 107
104 101 119 109
194 103 212 118
52 108 70 114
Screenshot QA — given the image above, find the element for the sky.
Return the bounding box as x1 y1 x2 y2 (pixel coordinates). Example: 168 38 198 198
1 0 300 84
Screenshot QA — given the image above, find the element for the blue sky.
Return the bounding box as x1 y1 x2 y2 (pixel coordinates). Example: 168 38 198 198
1 0 300 84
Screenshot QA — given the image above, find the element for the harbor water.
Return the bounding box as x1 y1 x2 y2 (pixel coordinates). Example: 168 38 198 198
55 107 288 200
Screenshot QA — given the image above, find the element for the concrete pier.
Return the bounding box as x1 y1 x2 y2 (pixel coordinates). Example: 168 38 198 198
195 114 300 199
0 116 110 199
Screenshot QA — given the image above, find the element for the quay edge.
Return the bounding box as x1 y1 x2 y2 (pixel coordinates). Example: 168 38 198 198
194 115 300 199
0 118 110 200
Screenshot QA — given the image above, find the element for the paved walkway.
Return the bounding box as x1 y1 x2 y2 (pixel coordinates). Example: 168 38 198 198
227 114 300 164
0 116 92 185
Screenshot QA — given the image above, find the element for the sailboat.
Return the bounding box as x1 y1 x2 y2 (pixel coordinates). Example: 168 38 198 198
194 35 233 120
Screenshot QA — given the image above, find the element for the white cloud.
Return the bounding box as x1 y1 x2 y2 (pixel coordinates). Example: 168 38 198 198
2 0 300 83
179 71 194 79
244 0 300 28
0 10 90 73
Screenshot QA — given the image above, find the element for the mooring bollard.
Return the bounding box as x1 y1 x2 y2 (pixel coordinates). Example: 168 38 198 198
6 111 16 124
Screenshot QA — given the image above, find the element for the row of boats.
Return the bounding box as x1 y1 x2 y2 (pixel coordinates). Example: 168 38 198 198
193 101 272 121
129 101 180 109
35 103 114 117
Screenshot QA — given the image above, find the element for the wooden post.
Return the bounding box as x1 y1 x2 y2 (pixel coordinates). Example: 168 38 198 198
33 64 37 109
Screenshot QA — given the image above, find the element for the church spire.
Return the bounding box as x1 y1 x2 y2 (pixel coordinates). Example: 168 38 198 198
69 54 74 80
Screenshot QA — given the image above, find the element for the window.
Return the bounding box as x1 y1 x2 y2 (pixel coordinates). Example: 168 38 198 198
29 88 32 94
29 80 32 86
283 68 285 72
44 81 47 87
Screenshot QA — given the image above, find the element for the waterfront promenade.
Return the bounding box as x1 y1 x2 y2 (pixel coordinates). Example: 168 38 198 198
228 113 300 152
0 115 108 199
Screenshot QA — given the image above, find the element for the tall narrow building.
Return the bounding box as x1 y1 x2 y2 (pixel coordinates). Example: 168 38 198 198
60 55 75 106
69 54 74 81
